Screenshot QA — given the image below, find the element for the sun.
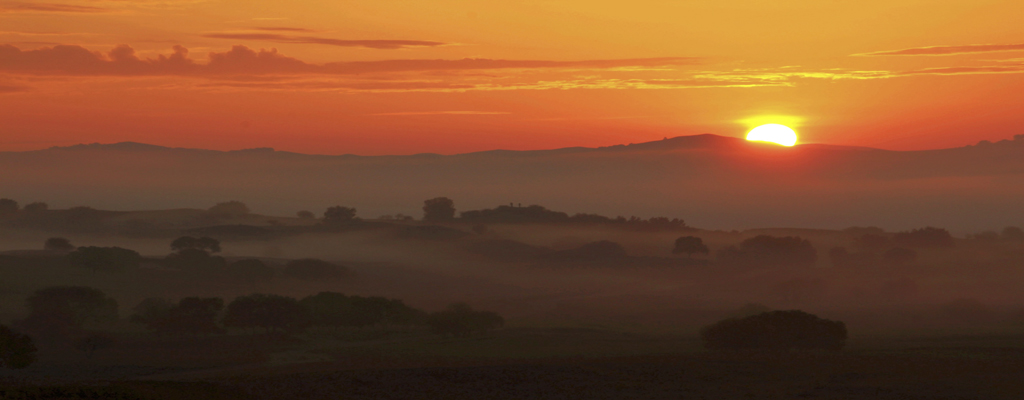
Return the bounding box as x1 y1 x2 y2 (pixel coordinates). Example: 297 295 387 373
746 124 798 146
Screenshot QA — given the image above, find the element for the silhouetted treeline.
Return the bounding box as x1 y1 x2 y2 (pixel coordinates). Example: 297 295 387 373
458 204 688 230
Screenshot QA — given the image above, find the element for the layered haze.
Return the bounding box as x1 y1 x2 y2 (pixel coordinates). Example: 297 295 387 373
3 134 1023 232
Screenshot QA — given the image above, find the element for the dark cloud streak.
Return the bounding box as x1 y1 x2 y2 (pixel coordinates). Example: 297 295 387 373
857 43 1024 56
202 33 447 49
0 43 702 77
0 2 107 13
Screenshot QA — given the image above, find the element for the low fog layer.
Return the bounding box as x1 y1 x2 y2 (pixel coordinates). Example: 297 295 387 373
2 134 1024 233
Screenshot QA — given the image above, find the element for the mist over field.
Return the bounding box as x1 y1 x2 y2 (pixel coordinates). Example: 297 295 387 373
3 134 1024 233
3 136 1024 399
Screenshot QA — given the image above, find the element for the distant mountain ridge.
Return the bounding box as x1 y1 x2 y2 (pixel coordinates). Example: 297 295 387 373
34 134 889 157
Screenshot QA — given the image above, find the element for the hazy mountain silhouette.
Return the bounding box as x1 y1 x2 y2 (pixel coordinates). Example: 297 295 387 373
3 134 1023 232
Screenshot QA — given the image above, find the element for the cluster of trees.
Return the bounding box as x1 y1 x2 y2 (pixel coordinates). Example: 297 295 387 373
830 227 959 269
457 203 688 230
4 285 504 366
51 235 349 282
10 286 119 363
701 310 847 350
131 297 224 335
0 198 49 216
966 226 1024 242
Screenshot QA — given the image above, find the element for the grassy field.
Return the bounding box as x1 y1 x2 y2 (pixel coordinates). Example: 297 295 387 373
3 328 1024 399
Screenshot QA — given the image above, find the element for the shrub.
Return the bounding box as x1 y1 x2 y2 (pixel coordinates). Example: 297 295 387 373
701 310 847 351
0 325 36 369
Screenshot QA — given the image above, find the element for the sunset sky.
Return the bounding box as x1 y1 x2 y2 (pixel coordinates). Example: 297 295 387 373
2 0 1023 155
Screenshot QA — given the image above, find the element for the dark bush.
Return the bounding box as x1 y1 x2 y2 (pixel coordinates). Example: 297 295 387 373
20 286 118 340
701 310 847 350
1002 226 1024 241
423 197 456 222
0 324 36 369
208 201 250 219
673 236 709 257
323 206 357 226
0 198 19 215
44 237 74 252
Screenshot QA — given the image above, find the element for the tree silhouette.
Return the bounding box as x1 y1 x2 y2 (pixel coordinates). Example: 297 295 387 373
0 198 18 215
223 294 309 334
701 310 847 350
44 237 74 252
129 298 174 333
296 210 316 219
167 297 224 335
1003 226 1024 241
20 286 118 340
673 236 709 257
0 325 36 369
423 197 456 222
323 206 357 226
67 246 142 272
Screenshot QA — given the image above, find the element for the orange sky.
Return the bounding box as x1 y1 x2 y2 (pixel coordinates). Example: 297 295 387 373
2 0 1024 154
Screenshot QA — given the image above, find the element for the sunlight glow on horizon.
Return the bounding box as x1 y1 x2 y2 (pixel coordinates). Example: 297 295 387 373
746 124 798 147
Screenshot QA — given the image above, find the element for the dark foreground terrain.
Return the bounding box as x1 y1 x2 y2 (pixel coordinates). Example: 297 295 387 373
3 333 1023 400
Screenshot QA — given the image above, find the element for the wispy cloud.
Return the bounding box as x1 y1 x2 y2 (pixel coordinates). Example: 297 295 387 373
856 43 1024 56
252 27 316 33
371 111 511 116
0 44 703 76
896 64 1024 76
0 82 28 93
0 2 107 13
202 33 445 50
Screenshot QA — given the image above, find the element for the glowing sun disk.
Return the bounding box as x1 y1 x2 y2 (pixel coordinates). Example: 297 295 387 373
746 124 797 146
